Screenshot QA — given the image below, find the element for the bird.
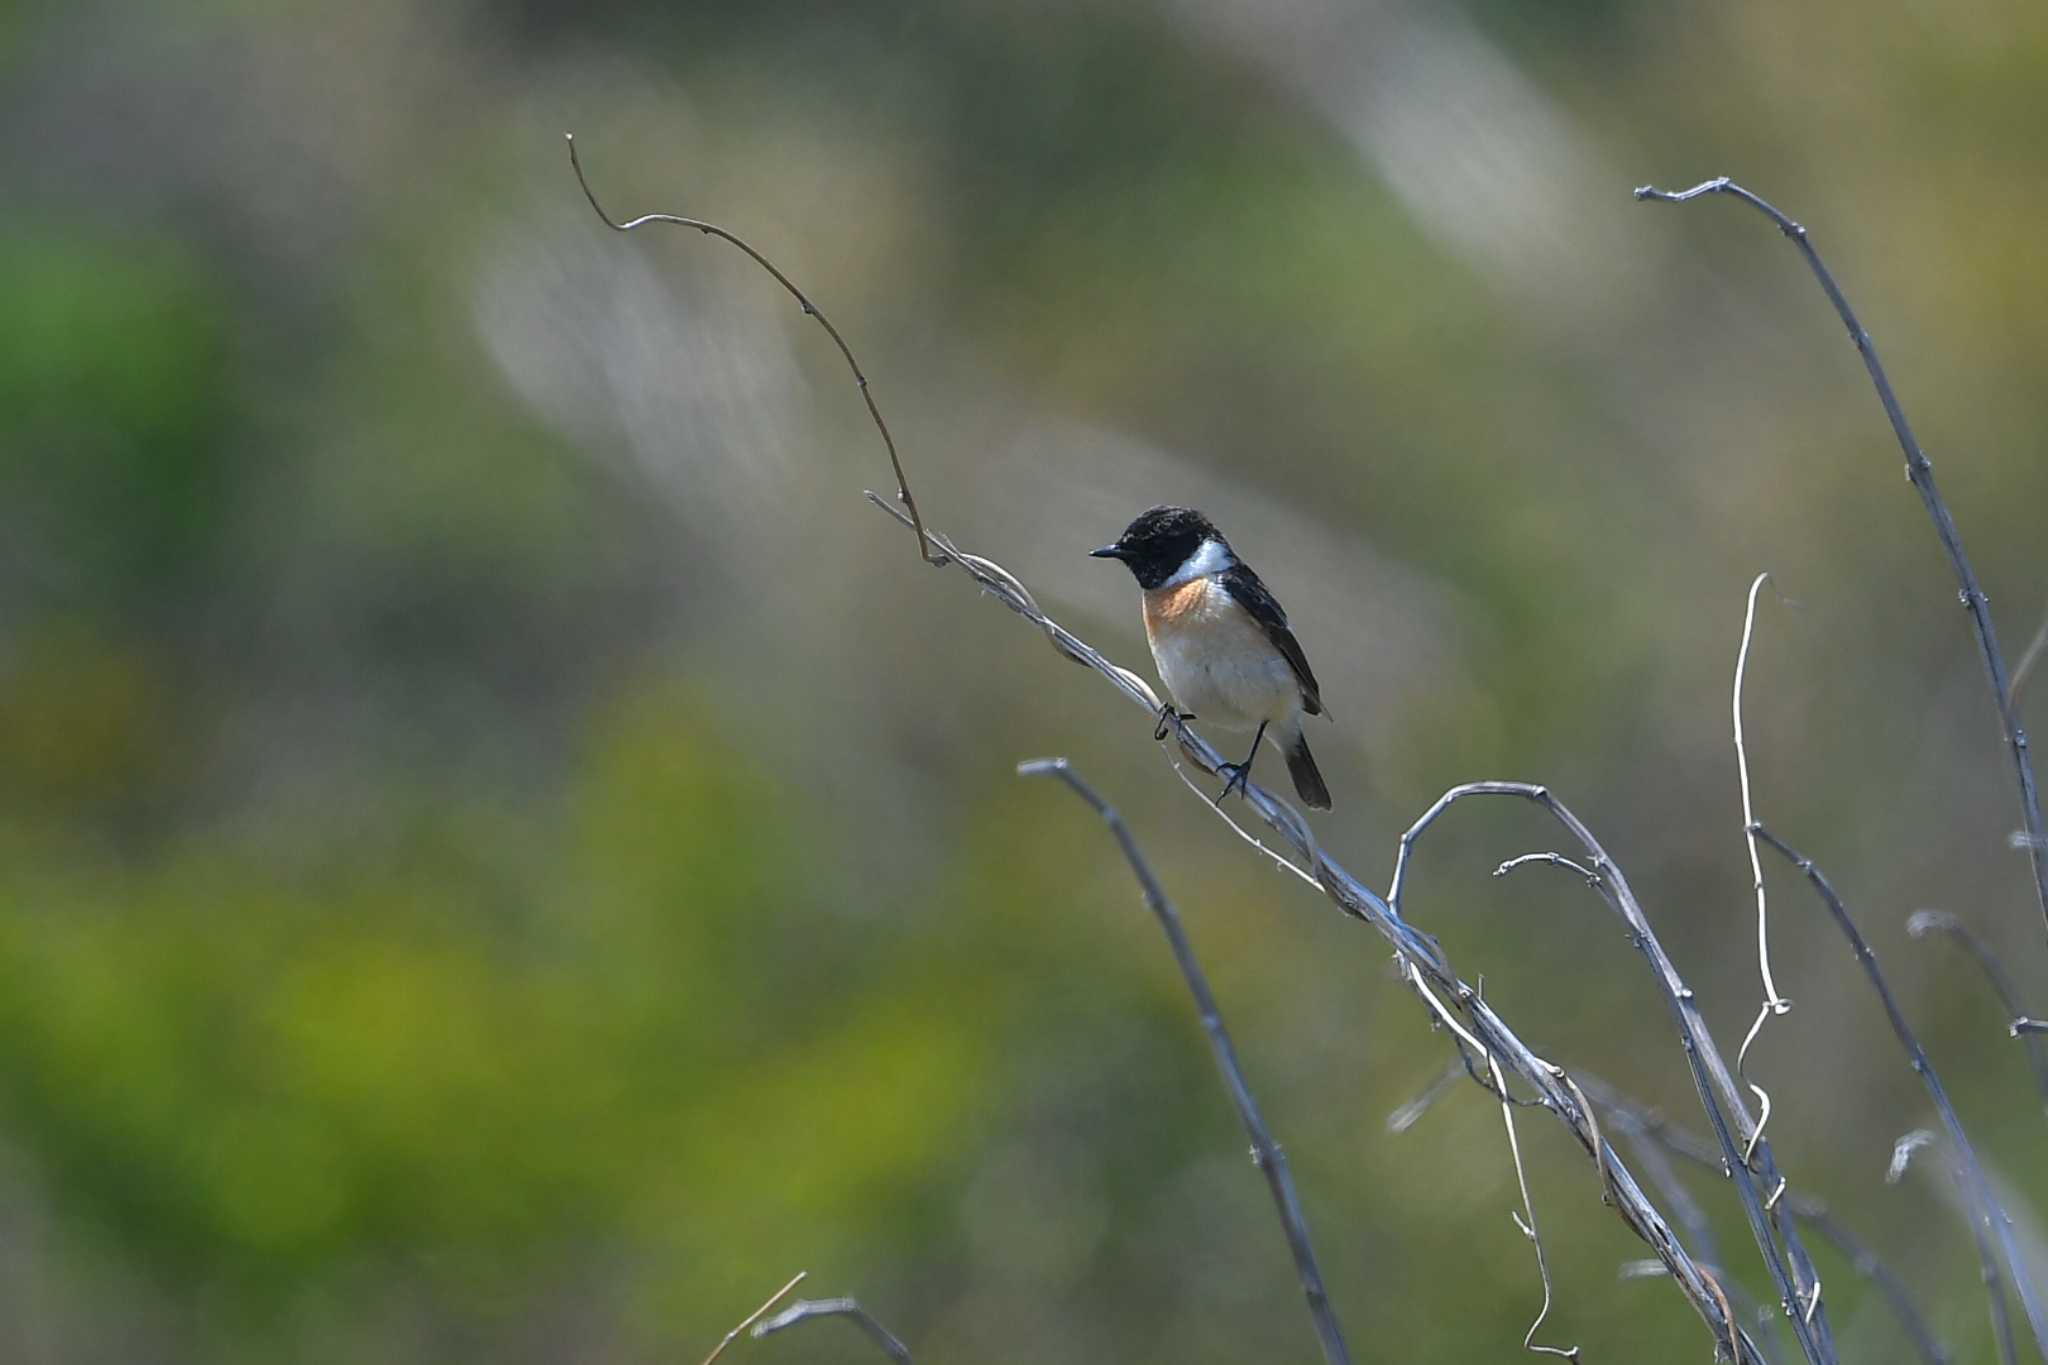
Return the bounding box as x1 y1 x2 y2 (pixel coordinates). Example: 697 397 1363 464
1091 505 1331 810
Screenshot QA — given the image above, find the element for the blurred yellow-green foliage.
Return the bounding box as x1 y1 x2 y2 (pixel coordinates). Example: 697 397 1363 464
4 1 2048 1360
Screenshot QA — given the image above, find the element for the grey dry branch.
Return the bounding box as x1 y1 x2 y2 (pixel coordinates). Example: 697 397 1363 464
1594 1097 1793 1365
1019 758 1354 1365
564 133 942 565
1574 1073 1951 1365
1907 910 2048 1112
1595 1099 1721 1277
1953 1166 2023 1365
1634 176 2048 941
1750 824 2041 1364
751 1297 913 1363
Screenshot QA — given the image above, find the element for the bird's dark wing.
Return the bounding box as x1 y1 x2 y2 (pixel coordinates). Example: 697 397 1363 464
1220 563 1323 715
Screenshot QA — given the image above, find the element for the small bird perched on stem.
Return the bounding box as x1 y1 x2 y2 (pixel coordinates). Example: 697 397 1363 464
1092 506 1331 810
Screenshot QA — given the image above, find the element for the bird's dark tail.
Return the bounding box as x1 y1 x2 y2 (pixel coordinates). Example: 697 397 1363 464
1285 728 1332 810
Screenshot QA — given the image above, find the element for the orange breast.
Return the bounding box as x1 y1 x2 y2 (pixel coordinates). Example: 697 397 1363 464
1142 578 1214 641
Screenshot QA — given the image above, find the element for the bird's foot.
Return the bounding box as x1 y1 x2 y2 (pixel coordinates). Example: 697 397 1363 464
1217 761 1254 801
1153 705 1197 742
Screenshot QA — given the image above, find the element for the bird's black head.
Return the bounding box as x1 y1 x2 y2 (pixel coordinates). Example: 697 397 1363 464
1090 505 1229 590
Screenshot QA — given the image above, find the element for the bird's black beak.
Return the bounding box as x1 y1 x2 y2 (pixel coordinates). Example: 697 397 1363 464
1089 544 1124 560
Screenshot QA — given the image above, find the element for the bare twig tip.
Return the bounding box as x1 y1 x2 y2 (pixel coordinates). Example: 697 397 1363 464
699 1270 809 1365
1905 910 1955 938
1885 1130 1935 1184
564 138 945 562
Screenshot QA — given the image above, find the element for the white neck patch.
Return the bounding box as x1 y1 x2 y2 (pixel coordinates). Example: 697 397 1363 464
1161 537 1236 587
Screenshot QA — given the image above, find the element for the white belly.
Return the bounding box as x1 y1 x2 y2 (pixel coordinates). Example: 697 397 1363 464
1148 604 1303 733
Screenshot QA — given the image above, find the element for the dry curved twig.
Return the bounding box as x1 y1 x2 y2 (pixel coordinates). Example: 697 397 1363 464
1479 1039 1582 1361
1021 758 1354 1365
564 133 943 565
1731 573 1790 1173
1635 176 2048 940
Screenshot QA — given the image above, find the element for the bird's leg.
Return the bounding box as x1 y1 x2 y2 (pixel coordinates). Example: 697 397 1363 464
1153 703 1197 742
1217 719 1269 801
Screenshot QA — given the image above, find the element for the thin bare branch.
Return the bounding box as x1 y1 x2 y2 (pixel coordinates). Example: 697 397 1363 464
1605 1109 1719 1273
1020 757 1354 1365
1953 1165 2023 1365
1495 851 1603 886
564 133 944 565
1578 1073 1950 1365
1733 1004 1775 1169
1635 175 2048 939
1735 573 1793 1019
1479 1041 1582 1361
1751 824 2039 1361
751 1297 912 1363
1907 910 2048 1112
1614 1111 1792 1363
1165 754 1325 892
701 1271 807 1365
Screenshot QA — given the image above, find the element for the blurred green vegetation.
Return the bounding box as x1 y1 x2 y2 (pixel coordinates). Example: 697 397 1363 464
3 1 2047 1361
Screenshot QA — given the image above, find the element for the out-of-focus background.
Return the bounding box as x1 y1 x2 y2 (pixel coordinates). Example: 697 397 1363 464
4 1 2046 1360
